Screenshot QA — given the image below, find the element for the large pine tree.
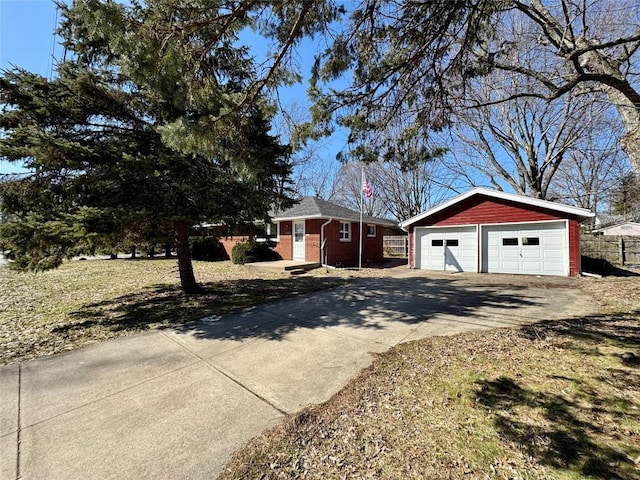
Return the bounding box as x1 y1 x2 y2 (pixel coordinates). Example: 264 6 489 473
0 1 292 293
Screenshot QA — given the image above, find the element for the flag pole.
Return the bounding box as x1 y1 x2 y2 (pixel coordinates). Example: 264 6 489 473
359 166 364 270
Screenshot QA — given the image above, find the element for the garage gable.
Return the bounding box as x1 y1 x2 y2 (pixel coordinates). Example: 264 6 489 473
400 188 593 229
427 197 568 226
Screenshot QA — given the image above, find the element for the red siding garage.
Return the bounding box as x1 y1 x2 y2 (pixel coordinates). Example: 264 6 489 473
400 188 594 277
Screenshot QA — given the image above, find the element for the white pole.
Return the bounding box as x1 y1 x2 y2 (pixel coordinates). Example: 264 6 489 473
359 166 364 270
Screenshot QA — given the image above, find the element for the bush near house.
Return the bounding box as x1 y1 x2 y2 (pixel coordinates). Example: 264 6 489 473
231 241 281 264
190 236 227 261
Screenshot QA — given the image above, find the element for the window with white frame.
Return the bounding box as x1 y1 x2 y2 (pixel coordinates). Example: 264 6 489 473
367 224 376 237
339 222 351 241
266 222 279 240
256 222 279 241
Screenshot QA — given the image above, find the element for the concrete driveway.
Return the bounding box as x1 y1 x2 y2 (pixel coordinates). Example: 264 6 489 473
0 272 600 479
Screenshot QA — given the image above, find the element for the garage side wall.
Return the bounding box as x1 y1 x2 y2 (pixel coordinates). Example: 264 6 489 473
568 219 581 276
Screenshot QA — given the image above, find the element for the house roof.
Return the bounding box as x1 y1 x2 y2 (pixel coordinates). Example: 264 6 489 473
271 197 397 226
592 221 640 233
399 187 595 228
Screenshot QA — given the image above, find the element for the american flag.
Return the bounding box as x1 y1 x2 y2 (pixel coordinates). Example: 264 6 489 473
362 178 372 198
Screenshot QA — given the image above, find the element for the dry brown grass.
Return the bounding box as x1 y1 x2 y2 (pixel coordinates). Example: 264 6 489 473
219 274 640 480
578 274 640 313
0 259 347 364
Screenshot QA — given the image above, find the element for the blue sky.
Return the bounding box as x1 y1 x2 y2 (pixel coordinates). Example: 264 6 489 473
1 0 65 174
0 0 62 78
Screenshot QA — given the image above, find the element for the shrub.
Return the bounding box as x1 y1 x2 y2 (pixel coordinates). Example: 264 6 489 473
231 241 254 264
190 236 227 261
231 241 281 264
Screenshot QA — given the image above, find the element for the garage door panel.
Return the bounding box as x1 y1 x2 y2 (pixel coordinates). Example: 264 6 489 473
522 261 542 270
482 222 567 276
543 264 564 273
487 237 499 247
521 249 542 259
416 227 477 272
502 249 520 259
502 260 520 271
543 237 563 247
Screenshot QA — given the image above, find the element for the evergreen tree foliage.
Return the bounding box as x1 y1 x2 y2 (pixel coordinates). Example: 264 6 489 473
612 173 640 218
0 0 293 293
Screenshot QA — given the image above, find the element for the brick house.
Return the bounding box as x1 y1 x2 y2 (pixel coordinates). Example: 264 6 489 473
400 188 594 276
220 197 396 267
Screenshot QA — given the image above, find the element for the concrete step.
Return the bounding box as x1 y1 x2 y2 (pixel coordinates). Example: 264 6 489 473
288 268 307 275
283 262 320 272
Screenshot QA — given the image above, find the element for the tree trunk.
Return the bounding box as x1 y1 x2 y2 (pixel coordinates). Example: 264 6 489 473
579 48 640 176
600 83 640 177
175 221 200 294
621 127 640 178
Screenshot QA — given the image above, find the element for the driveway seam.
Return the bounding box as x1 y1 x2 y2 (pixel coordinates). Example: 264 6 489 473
160 331 288 416
15 363 21 480
16 359 202 431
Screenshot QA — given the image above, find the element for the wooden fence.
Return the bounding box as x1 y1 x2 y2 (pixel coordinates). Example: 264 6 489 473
383 235 408 257
580 234 640 267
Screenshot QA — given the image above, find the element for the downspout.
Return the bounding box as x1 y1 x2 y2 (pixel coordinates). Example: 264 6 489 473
320 218 332 267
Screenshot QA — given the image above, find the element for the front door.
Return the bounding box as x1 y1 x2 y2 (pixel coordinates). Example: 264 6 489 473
293 221 305 260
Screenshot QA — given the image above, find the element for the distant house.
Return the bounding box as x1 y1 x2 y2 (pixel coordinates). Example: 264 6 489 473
592 221 640 236
219 197 396 267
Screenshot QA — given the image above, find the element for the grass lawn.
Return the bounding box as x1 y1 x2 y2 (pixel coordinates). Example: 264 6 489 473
219 275 640 480
0 258 347 364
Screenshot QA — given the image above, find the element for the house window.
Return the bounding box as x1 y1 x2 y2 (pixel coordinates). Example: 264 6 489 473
339 222 351 241
367 224 376 237
265 223 279 240
502 238 518 246
445 239 459 247
522 237 540 246
294 222 304 242
432 239 444 247
256 222 278 242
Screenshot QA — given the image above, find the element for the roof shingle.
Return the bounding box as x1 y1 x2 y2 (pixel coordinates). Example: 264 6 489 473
272 197 396 226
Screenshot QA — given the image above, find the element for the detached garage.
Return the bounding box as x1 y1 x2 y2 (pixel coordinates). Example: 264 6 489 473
400 188 594 276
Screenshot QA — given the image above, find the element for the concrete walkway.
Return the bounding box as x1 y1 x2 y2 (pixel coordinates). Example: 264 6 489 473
0 273 600 479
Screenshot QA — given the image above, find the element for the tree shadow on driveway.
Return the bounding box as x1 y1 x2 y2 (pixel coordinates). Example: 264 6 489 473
59 277 345 335
61 275 578 344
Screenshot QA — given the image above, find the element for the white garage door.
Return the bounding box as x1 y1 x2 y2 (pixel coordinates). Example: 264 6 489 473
482 221 567 276
415 226 477 272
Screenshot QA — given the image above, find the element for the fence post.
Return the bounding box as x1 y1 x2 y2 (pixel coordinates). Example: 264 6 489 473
619 237 625 266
